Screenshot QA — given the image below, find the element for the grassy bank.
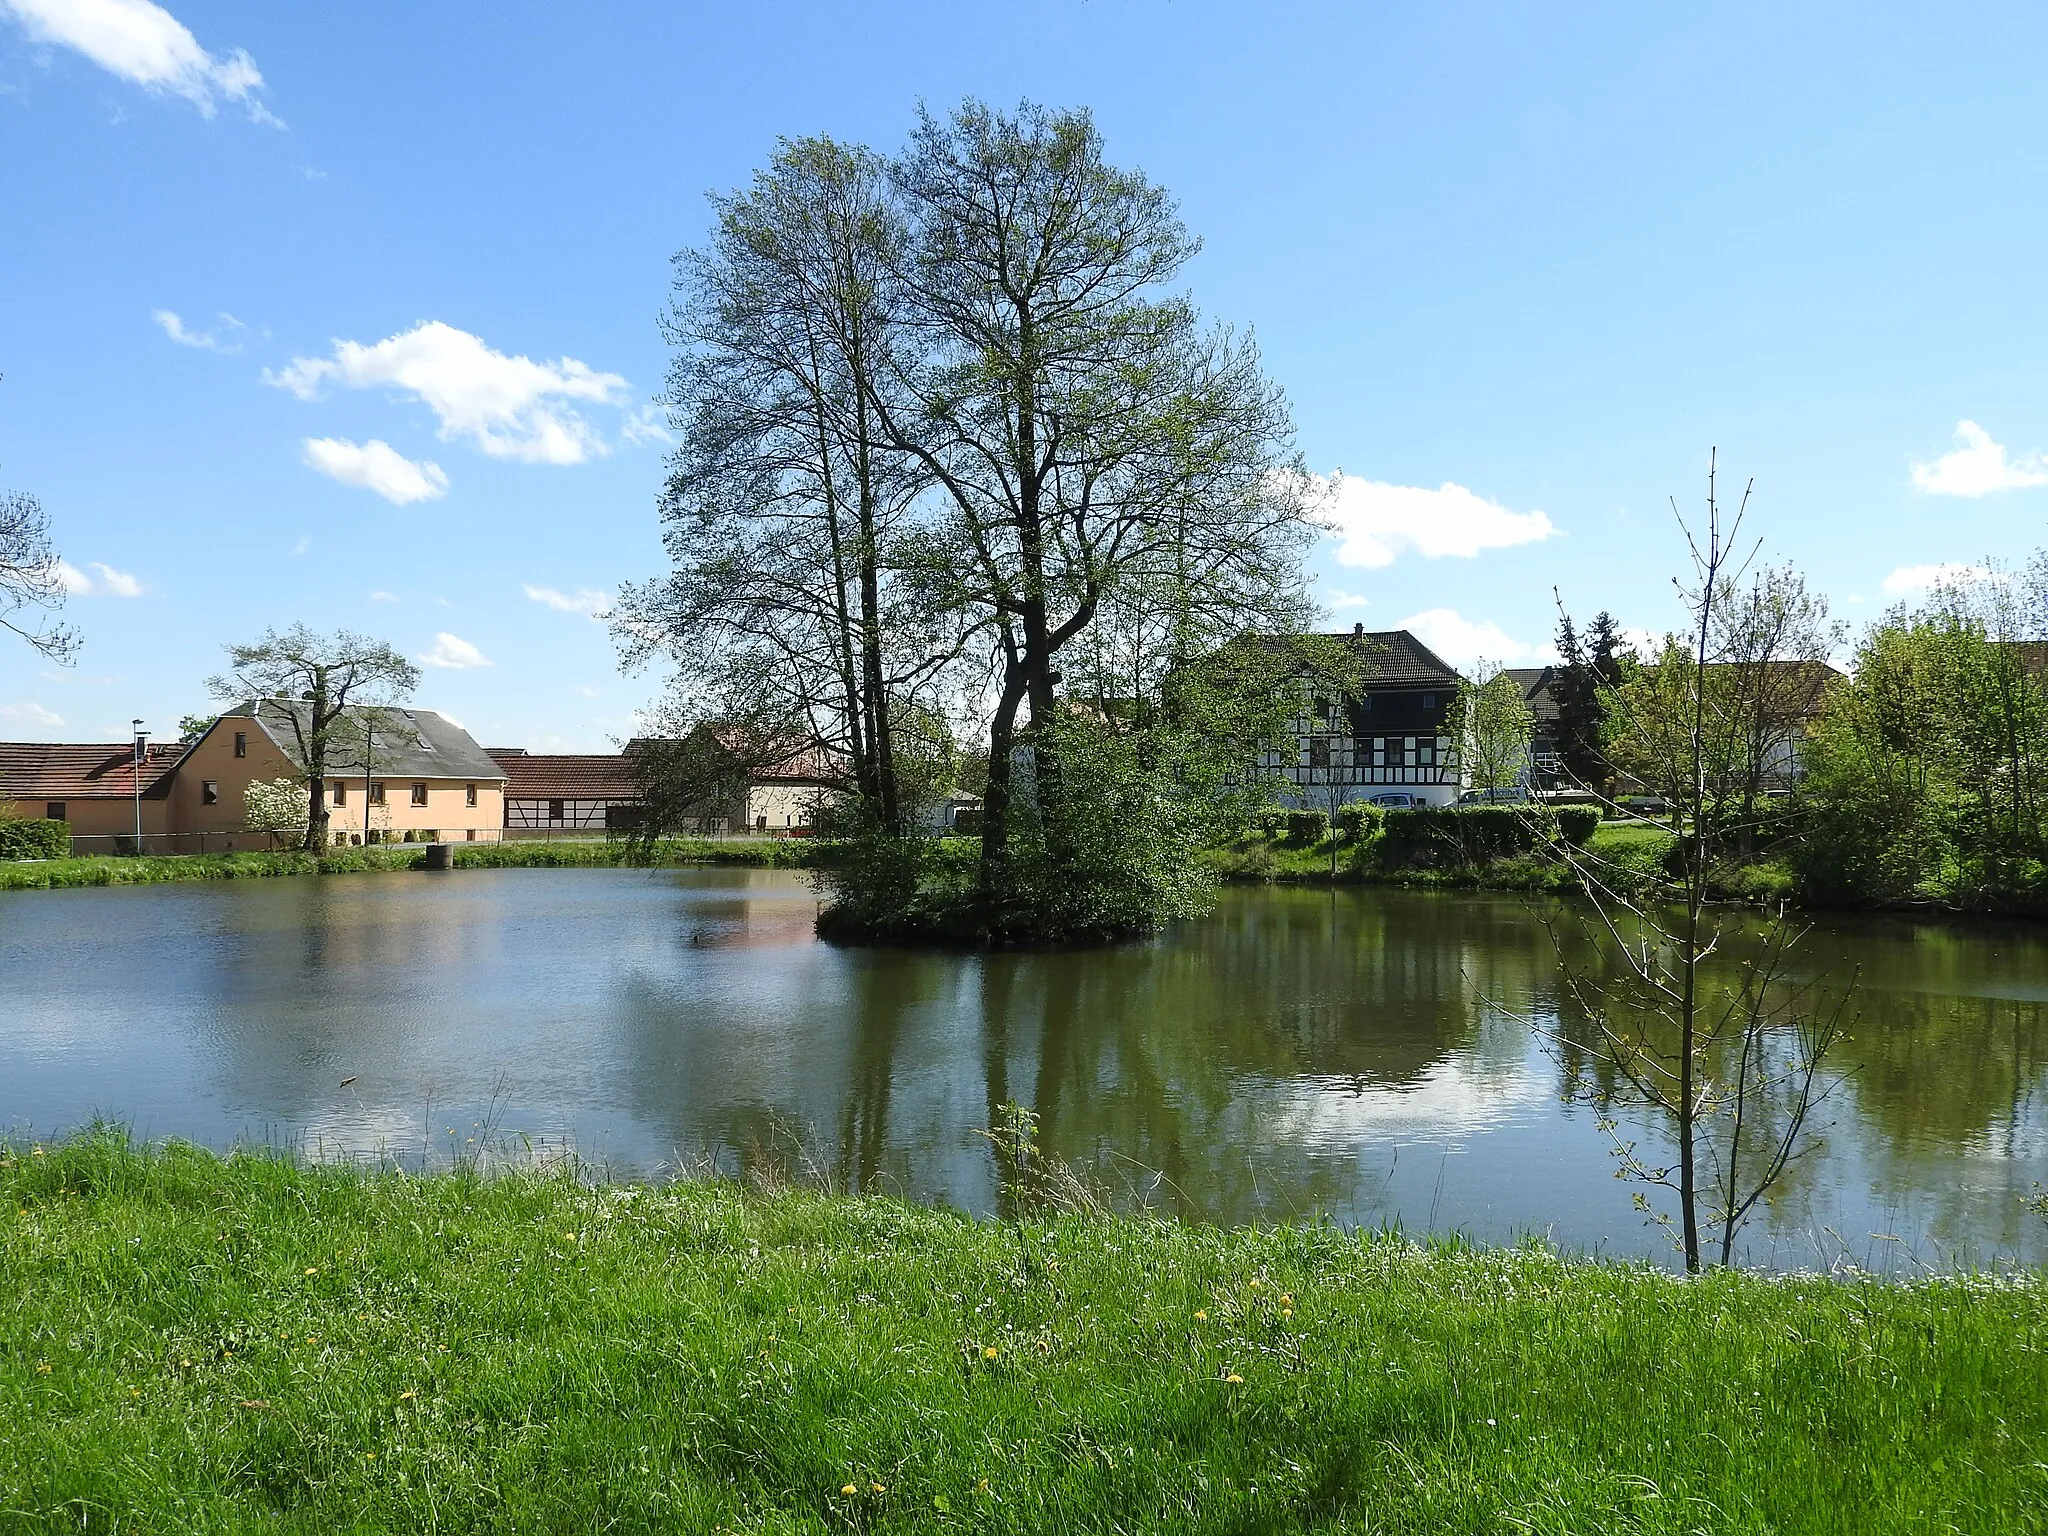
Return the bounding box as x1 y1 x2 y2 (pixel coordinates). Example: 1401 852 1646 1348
5 1137 2043 1532
0 836 820 891
1207 821 1804 903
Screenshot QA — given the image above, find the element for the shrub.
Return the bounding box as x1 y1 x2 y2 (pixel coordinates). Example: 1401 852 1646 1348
1376 805 1560 869
1336 803 1385 841
1555 805 1600 847
1282 809 1329 844
1251 807 1290 841
0 818 70 860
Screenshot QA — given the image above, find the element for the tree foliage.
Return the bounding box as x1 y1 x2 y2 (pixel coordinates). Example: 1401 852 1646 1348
627 100 1318 943
1448 660 1534 793
207 627 420 851
1794 563 2048 906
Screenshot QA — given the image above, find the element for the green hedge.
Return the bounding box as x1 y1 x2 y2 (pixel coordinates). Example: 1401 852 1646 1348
1555 805 1600 847
1282 809 1329 844
1377 805 1562 868
0 818 69 860
1336 803 1386 840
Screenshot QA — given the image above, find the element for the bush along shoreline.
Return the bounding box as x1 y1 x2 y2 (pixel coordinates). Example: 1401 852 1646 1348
0 835 824 891
4 1133 2042 1533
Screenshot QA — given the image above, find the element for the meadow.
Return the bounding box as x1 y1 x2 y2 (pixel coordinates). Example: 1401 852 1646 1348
5 1135 2042 1533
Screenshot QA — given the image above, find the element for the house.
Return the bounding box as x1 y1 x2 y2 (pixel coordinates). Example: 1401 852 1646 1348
2 699 506 853
1502 666 1565 787
487 749 644 833
0 740 186 848
484 739 840 835
1258 626 1466 809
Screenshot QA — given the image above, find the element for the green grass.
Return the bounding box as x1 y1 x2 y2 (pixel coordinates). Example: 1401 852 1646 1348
0 837 820 890
5 1135 2044 1533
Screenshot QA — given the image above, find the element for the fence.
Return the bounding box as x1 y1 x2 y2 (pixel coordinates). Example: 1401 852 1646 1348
60 828 507 858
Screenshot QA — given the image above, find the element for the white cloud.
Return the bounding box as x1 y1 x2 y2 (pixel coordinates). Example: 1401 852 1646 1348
1392 608 1548 671
1910 421 2048 497
2 0 274 121
56 560 144 597
522 583 612 618
268 321 628 466
1321 588 1371 612
0 701 64 727
620 403 673 447
1318 472 1559 569
301 437 449 505
1880 561 2005 598
153 307 246 353
574 685 600 698
419 632 490 670
368 590 398 603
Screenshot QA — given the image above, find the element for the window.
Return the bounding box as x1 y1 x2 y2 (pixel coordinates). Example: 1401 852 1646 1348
201 780 219 805
465 783 477 807
370 782 386 806
548 799 565 822
1308 737 1331 770
331 780 347 806
233 731 247 758
46 801 65 821
1422 693 1436 711
411 782 428 807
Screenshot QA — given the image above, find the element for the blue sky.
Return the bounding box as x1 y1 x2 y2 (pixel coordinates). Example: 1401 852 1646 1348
3 1 2046 747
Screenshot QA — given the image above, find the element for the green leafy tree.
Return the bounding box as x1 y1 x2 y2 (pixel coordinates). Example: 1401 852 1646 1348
1450 660 1535 794
207 627 420 852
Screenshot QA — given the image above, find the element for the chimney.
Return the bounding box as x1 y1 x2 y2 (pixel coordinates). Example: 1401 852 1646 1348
1352 622 1364 638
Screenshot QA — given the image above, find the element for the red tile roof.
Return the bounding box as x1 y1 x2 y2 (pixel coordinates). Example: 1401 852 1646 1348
0 741 185 800
487 751 642 800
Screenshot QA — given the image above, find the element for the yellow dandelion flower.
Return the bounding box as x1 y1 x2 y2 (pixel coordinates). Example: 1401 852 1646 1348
179 1359 191 1368
984 1346 999 1360
303 1267 318 1276
399 1391 416 1401
35 1362 50 1374
1248 1278 1261 1290
1193 1309 1208 1320
1225 1373 1244 1384
871 1482 886 1494
841 1484 858 1496
1281 1293 1294 1305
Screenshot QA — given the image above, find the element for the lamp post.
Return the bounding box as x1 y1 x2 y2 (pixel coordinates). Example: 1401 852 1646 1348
130 718 148 854
363 714 375 845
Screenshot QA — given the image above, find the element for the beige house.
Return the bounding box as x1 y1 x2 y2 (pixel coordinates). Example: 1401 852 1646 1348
1 700 505 853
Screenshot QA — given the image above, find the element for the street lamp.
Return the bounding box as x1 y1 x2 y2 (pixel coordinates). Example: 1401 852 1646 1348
130 718 148 854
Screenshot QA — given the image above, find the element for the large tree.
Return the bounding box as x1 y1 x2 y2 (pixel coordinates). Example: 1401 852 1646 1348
618 137 949 837
1550 604 1629 790
207 626 420 851
1 371 77 664
870 100 1313 905
625 101 1317 941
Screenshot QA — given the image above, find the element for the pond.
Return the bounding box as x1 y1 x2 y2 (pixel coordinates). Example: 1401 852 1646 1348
2 868 2044 1269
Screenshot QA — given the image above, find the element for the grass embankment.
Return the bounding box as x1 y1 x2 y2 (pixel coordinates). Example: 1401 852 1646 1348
1208 821 1800 903
5 1137 2043 1533
0 837 819 891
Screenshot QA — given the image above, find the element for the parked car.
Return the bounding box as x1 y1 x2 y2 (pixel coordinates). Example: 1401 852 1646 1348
1367 792 1424 809
1457 786 1529 805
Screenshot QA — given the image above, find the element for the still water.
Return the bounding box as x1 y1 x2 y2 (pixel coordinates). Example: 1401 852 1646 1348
3 869 2044 1269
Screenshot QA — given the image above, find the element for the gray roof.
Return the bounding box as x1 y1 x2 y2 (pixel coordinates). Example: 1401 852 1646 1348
228 699 507 781
1321 629 1463 689
1503 666 1562 723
